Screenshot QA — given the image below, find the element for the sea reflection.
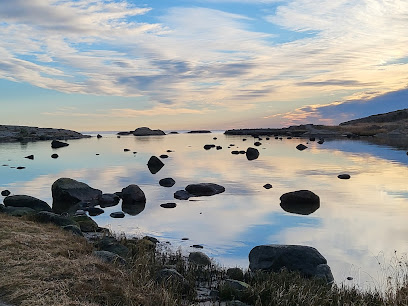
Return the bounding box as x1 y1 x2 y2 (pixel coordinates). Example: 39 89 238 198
0 132 407 290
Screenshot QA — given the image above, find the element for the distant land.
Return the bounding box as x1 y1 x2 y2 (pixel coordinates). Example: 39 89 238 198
0 125 90 142
225 108 408 138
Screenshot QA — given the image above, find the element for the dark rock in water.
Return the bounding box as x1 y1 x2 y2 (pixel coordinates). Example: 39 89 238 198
185 183 225 196
337 174 351 179
124 148 130 152
110 211 125 218
182 237 189 241
204 144 216 150
280 190 320 215
4 195 52 212
121 185 146 205
25 155 34 160
249 244 334 284
213 137 217 140
231 151 239 155
216 146 222 150
52 178 102 214
243 138 247 141
254 142 262 146
239 150 246 154
191 244 204 249
87 207 105 216
230 144 235 147
159 178 176 187
187 130 211 133
174 190 191 200
287 136 292 139
33 211 78 227
246 147 259 160
122 202 145 216
169 131 178 134
266 137 270 140
275 136 279 139
317 139 325 144
51 140 69 148
227 267 244 281
96 236 129 257
167 150 173 152
160 154 169 159
99 193 120 208
160 203 177 208
16 166 25 170
71 215 99 232
1 190 11 196
296 144 308 151
263 184 272 189
94 250 126 264
117 131 132 136
62 225 83 237
309 137 316 141
51 153 59 159
189 251 211 266
117 135 120 138
147 156 164 174
97 134 102 138
133 127 165 136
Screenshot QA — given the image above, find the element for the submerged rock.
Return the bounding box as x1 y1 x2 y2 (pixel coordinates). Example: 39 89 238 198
249 244 334 283
185 183 225 196
280 190 320 215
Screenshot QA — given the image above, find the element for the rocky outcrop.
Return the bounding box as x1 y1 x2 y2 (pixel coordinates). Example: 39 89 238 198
280 190 320 215
51 178 102 214
0 125 90 142
3 195 52 212
185 183 225 196
249 244 334 283
133 127 165 136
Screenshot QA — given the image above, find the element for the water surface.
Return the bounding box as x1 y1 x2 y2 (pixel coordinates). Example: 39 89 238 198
1 132 407 290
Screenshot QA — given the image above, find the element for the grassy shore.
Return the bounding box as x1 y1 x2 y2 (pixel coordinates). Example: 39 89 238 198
0 213 407 305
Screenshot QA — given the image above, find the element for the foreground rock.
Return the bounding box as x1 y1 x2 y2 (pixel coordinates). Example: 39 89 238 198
121 185 146 205
189 251 211 266
280 190 320 215
52 178 102 214
3 195 52 212
249 244 334 283
185 183 225 196
133 127 165 136
0 125 90 142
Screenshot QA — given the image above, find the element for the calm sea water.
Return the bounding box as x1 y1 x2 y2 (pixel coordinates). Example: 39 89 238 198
1 132 407 290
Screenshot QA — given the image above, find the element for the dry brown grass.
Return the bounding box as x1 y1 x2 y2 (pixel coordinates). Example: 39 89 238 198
0 214 180 306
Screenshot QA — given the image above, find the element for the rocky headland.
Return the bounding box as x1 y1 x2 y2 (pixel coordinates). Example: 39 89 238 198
0 125 90 142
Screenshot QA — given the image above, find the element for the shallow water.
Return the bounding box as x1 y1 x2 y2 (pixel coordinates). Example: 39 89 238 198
1 132 407 291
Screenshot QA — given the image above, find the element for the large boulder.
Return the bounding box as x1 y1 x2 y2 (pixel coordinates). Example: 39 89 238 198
249 244 334 283
52 178 102 214
189 251 211 266
3 195 52 212
147 156 164 174
185 183 225 196
280 190 320 215
133 127 165 136
121 185 146 205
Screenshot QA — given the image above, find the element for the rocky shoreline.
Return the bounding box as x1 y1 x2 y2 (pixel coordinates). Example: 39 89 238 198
0 125 90 142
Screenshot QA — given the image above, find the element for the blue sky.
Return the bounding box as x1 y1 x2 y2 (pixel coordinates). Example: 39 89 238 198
0 0 407 131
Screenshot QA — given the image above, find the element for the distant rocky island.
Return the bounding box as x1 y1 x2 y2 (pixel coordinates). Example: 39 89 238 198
0 125 90 142
225 108 408 139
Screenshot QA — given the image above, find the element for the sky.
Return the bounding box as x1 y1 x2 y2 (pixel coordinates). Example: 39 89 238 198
0 0 407 131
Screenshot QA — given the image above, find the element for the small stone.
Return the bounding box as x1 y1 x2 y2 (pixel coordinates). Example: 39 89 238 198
263 184 272 189
124 148 130 152
338 174 351 179
88 207 104 216
191 244 204 249
254 142 262 146
216 146 222 150
182 237 189 240
347 276 353 281
296 144 308 151
16 166 25 170
213 137 217 140
160 203 177 208
318 139 325 144
25 155 34 160
309 137 316 141
159 177 176 187
110 211 125 218
204 144 216 150
160 154 169 159
97 134 102 138
1 190 11 196
174 190 191 200
231 151 239 155
51 154 59 159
